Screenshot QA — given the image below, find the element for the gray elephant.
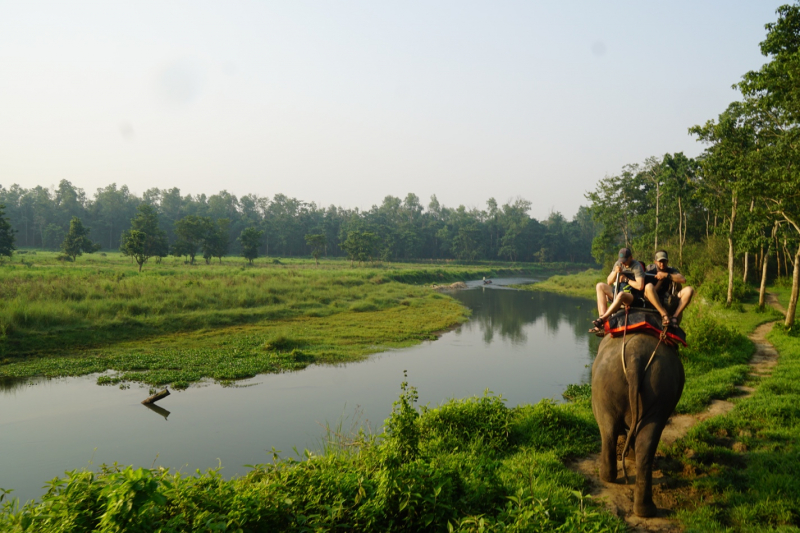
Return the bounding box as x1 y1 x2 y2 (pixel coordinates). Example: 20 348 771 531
591 333 685 517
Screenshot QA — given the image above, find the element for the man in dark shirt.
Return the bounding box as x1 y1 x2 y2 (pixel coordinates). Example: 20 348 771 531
591 247 647 334
644 250 694 326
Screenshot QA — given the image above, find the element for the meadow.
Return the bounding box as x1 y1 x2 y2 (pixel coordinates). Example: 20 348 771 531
0 252 579 388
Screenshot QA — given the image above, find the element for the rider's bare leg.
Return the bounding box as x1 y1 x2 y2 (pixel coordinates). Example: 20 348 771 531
673 286 695 321
599 292 633 321
596 283 613 316
644 284 670 319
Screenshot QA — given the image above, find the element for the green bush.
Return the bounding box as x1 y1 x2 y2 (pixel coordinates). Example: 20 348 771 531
699 269 751 303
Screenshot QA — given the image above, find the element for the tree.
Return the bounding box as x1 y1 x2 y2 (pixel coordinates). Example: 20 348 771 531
305 233 327 265
61 217 100 261
690 102 757 305
341 230 379 266
203 219 231 264
0 204 15 260
239 227 264 264
174 215 212 264
738 2 800 326
120 204 169 272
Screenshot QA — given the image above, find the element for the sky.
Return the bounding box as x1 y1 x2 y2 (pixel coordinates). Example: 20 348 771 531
0 1 785 220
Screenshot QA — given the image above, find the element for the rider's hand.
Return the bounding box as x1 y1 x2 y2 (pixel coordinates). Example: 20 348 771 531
656 271 669 280
619 274 628 283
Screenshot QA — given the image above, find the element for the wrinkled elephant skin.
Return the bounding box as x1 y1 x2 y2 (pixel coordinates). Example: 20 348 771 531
591 333 685 517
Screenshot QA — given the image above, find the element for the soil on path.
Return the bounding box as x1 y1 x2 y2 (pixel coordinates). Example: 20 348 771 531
571 296 783 532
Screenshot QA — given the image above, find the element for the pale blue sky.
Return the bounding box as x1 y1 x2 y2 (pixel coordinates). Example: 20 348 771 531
0 2 782 219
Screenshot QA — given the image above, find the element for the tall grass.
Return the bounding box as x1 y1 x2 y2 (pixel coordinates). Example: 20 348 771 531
0 252 573 356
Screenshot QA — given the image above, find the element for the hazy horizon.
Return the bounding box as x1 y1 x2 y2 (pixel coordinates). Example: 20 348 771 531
0 1 782 220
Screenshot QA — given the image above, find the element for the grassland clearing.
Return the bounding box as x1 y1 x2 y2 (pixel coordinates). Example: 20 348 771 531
0 252 581 387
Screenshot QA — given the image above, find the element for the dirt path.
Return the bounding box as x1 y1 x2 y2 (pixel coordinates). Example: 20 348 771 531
572 296 783 532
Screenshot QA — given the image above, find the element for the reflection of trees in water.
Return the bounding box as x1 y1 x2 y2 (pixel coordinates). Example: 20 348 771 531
0 376 46 394
454 289 599 359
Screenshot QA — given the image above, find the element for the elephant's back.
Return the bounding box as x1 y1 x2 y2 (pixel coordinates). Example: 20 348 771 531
593 333 684 380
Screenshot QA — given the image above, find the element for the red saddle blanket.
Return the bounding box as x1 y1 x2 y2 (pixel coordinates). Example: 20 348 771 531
603 308 687 348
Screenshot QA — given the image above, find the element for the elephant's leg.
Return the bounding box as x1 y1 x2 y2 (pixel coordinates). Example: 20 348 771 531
598 420 618 482
633 420 664 517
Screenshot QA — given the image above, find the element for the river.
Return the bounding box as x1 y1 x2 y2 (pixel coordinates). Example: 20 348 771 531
0 279 599 504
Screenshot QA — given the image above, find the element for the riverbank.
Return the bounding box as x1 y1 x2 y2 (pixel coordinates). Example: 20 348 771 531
513 268 603 300
0 254 585 388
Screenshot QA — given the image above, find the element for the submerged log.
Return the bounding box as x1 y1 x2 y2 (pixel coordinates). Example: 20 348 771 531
142 388 170 405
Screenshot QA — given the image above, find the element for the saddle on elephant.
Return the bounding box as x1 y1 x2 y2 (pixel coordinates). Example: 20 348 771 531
603 307 687 348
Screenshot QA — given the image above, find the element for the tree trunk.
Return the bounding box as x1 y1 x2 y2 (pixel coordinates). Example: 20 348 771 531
786 244 800 329
759 243 769 308
742 200 755 285
727 194 738 305
784 239 790 279
654 181 659 251
743 253 749 284
776 231 782 279
678 196 683 266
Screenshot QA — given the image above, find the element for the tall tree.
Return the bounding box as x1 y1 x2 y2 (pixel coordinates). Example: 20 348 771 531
239 227 264 265
305 233 327 265
203 218 231 264
738 2 800 326
0 204 15 260
120 204 169 272
173 215 212 264
690 102 757 305
61 217 99 261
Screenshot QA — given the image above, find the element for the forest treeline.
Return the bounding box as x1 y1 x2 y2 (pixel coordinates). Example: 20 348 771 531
0 182 597 264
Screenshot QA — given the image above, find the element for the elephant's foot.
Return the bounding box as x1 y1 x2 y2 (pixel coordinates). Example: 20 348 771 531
633 500 658 518
598 465 616 483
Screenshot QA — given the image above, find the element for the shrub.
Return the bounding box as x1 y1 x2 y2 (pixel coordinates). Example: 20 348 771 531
699 269 751 303
419 392 511 453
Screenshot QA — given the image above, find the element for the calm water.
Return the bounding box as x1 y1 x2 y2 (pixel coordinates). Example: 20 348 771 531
0 280 599 503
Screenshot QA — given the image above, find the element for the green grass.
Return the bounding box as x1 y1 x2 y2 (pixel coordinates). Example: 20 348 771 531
1 295 467 388
660 321 800 531
514 269 604 300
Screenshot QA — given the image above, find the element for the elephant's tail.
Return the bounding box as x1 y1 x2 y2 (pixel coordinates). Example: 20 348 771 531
621 349 644 483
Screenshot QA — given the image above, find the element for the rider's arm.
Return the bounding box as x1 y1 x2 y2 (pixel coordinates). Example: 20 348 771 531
607 263 619 285
628 262 646 291
669 271 686 284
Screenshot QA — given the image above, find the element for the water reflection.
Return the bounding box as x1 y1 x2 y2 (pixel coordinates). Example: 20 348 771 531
453 288 601 358
0 281 599 504
144 403 171 420
0 376 48 394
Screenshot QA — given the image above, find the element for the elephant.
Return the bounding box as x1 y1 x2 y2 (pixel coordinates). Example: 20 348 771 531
591 332 685 517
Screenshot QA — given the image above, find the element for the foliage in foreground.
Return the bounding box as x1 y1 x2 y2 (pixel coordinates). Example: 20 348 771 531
0 388 624 532
0 288 761 531
660 324 800 531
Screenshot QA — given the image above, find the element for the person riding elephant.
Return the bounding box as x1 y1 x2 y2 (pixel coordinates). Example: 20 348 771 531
591 332 685 517
591 248 648 335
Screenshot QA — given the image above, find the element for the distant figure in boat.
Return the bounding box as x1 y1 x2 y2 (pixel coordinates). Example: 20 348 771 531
483 277 492 285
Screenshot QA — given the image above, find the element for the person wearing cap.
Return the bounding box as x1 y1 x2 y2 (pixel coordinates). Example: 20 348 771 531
590 247 647 335
645 250 693 326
